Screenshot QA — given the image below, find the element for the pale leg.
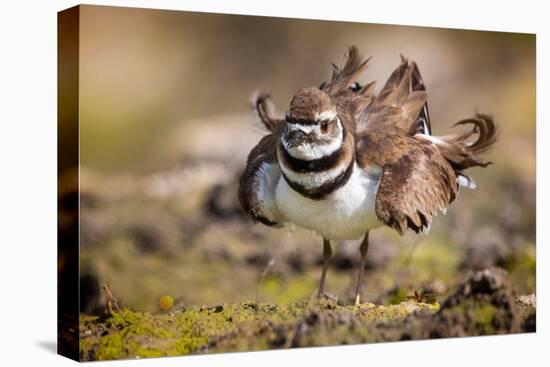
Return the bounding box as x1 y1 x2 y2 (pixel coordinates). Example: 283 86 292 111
317 238 332 298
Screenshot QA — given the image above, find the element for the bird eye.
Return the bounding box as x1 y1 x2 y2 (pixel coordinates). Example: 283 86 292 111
320 120 329 134
350 82 361 91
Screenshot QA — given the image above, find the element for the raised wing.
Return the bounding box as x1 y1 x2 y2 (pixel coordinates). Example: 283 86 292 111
238 95 284 226
351 56 458 234
348 53 496 235
373 139 457 234
355 57 430 161
320 47 377 126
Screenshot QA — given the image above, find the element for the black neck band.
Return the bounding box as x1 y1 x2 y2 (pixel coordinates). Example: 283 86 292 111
281 158 355 201
280 142 345 173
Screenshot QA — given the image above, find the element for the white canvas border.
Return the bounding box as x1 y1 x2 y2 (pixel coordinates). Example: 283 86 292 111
0 0 545 366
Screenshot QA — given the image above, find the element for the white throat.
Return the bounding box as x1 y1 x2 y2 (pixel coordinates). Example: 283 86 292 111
281 118 343 160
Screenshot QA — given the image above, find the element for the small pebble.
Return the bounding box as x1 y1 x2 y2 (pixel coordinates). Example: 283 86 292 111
159 295 174 310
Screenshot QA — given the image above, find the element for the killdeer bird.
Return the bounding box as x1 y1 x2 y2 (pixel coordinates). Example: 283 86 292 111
239 46 497 305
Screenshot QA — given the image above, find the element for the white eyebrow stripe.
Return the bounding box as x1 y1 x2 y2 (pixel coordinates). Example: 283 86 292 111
314 109 337 122
287 123 318 134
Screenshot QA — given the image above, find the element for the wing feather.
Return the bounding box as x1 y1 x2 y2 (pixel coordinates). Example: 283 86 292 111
374 139 458 235
351 56 459 235
238 118 284 227
356 57 428 138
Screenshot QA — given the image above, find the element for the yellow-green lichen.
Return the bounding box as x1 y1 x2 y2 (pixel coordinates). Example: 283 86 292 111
80 300 439 360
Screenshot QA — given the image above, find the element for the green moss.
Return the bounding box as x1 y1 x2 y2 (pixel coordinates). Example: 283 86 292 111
95 333 127 360
386 288 409 305
355 301 439 322
503 243 536 294
80 300 440 360
439 299 499 335
472 304 496 326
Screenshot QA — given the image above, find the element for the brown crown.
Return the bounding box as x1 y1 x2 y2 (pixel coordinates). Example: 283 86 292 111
287 87 335 124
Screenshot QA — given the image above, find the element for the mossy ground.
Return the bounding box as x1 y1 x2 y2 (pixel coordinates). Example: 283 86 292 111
79 299 439 360
79 267 536 361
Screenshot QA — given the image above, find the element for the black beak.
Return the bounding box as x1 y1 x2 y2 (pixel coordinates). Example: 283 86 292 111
286 129 308 149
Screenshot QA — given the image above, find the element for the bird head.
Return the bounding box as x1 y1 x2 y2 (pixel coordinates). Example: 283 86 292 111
281 87 344 160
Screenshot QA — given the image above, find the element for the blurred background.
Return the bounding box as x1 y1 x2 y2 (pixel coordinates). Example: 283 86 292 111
74 5 535 313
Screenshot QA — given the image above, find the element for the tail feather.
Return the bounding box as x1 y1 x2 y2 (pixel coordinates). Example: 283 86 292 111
452 114 498 156
436 113 498 172
251 92 281 132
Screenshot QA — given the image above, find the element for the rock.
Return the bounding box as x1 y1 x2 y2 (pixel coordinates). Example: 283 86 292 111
515 294 536 309
371 268 528 341
515 294 536 332
420 268 522 338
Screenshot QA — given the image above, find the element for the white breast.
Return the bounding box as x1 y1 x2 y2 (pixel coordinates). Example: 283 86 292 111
274 163 383 240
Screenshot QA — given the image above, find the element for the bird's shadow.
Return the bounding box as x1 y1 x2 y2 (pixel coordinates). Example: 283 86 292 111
36 340 57 354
